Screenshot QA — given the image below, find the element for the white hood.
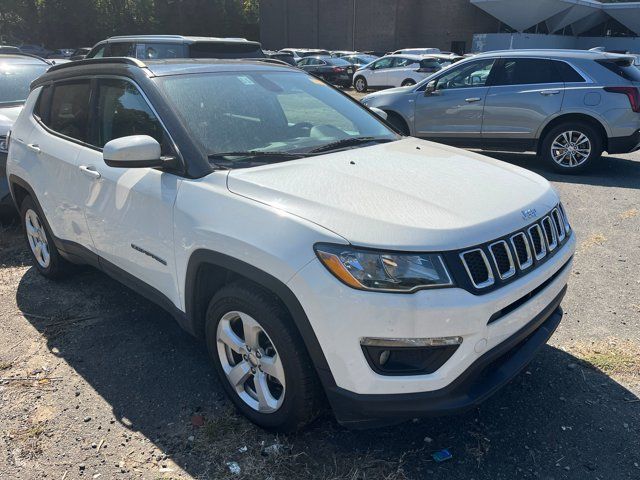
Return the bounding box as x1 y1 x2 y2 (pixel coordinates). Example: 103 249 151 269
227 138 558 251
0 105 23 136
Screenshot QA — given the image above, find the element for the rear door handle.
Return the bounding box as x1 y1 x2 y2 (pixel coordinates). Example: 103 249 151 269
79 165 101 179
27 143 41 154
540 90 560 96
465 97 481 103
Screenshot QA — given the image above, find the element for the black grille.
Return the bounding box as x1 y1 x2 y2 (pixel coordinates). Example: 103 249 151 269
542 217 557 250
490 242 513 278
552 209 565 240
461 250 491 287
529 226 545 257
511 233 531 268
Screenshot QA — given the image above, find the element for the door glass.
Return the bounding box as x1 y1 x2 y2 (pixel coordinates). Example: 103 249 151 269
96 79 167 151
435 59 495 90
392 57 416 68
372 58 393 70
139 43 182 59
108 42 134 57
492 58 563 86
46 81 92 142
89 44 106 58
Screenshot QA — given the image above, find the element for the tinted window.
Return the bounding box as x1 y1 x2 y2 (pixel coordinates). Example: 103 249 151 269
493 58 563 86
554 61 585 82
46 81 91 142
189 42 264 59
328 58 351 66
108 42 134 57
0 63 48 105
136 43 182 59
96 79 166 151
435 59 495 90
372 58 393 69
88 44 106 58
393 57 416 68
596 59 640 82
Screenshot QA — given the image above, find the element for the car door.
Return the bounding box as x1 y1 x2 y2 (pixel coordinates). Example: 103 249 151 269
387 57 418 87
413 58 496 141
365 57 393 87
76 78 182 305
24 81 94 248
482 58 566 146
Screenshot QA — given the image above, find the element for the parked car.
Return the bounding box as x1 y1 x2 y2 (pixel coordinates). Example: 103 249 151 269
264 50 297 66
330 50 357 58
278 48 330 62
0 54 50 217
341 53 379 69
353 54 451 92
0 46 21 54
7 56 574 431
361 49 640 173
19 44 52 58
297 55 355 87
392 47 440 55
86 35 265 60
69 47 91 61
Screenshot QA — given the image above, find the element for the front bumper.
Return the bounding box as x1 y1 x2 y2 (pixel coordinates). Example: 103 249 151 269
0 151 16 215
608 129 640 154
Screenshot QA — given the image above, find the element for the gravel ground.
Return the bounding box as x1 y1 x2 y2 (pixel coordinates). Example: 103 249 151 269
0 93 639 479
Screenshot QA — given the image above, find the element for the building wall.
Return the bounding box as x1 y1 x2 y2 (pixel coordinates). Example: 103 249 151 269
473 32 640 53
260 0 499 52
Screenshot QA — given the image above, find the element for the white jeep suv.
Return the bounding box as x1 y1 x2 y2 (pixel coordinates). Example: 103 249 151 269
7 58 575 431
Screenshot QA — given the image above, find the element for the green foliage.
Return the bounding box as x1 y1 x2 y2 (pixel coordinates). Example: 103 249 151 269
0 0 260 48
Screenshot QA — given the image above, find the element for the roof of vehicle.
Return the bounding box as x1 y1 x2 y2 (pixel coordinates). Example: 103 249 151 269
0 53 51 65
100 35 260 45
472 49 634 61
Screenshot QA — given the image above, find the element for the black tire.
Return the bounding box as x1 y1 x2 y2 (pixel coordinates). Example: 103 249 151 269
386 112 410 136
205 282 322 432
354 76 368 93
401 79 416 87
20 196 74 279
540 121 603 174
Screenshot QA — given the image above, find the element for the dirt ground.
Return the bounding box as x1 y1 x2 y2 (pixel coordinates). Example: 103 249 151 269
1 97 639 479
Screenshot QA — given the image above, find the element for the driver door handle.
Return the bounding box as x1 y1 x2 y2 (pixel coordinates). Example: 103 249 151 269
465 97 481 103
27 143 41 154
79 165 101 179
540 90 560 96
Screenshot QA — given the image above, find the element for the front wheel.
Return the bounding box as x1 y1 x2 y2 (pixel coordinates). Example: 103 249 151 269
541 122 603 174
205 282 321 432
354 76 367 93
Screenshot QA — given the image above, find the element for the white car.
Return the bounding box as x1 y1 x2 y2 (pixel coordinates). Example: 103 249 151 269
353 54 452 92
392 47 441 55
7 57 575 431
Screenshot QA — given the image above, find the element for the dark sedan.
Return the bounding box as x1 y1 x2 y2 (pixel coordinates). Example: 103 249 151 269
296 56 355 88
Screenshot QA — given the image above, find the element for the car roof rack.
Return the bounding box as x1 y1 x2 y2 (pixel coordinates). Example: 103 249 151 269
47 56 147 72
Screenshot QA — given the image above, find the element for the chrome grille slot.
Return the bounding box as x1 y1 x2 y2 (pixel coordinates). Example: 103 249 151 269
460 249 494 289
541 216 558 251
489 240 516 279
552 208 565 241
559 203 571 234
528 224 547 260
510 232 533 270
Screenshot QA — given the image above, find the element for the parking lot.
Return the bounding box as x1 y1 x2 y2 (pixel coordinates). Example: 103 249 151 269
0 80 638 479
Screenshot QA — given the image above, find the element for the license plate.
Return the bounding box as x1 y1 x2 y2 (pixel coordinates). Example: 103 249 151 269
347 68 354 74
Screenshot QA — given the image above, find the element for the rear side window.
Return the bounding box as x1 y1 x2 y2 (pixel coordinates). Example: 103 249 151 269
596 59 640 82
45 81 92 143
95 79 167 151
554 61 585 83
189 42 264 59
108 42 134 57
136 43 183 59
492 58 564 85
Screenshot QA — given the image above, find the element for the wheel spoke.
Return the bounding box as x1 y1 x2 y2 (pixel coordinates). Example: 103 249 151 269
260 353 285 384
240 313 261 350
253 371 278 412
26 222 38 238
217 323 245 354
227 360 252 388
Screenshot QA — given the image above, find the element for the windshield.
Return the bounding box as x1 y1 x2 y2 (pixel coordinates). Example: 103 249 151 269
157 71 397 164
0 63 48 105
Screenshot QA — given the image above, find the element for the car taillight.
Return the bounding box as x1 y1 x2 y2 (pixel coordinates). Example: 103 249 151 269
332 66 345 73
604 86 640 112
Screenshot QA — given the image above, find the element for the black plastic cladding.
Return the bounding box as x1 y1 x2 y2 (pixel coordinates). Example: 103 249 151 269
443 205 571 295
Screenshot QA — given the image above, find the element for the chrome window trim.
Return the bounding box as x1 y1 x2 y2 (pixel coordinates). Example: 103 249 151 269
459 248 495 289
488 240 516 280
528 224 547 260
510 232 533 270
542 216 558 251
552 208 566 242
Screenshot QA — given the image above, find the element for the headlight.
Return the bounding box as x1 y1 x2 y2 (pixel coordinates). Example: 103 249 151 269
314 243 453 292
0 136 7 154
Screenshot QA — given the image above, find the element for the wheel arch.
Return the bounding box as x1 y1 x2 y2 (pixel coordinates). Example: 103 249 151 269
536 112 609 155
382 109 411 136
184 249 335 387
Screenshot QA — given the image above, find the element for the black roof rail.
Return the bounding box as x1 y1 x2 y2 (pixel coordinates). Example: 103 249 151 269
47 56 147 72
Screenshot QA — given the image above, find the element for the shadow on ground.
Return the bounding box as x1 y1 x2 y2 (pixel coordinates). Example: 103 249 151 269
14 264 640 479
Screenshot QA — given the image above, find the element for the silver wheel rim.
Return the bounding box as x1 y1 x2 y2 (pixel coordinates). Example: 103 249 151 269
216 311 286 413
551 130 591 168
355 78 364 91
25 209 50 268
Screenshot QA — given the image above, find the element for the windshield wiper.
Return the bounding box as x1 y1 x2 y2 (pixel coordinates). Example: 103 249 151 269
208 151 309 160
308 136 395 154
207 150 313 170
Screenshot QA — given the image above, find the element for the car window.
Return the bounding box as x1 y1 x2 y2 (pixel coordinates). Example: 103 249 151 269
189 42 265 59
108 42 134 57
492 58 564 86
435 59 495 90
136 43 182 59
87 44 106 58
596 59 640 82
329 58 351 66
553 61 585 82
0 63 49 105
392 57 416 68
45 81 92 143
96 79 167 151
372 58 393 70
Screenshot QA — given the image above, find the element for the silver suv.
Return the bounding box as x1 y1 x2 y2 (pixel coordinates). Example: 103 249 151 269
361 49 640 173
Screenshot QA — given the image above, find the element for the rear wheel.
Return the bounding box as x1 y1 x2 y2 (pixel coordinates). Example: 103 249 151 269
205 282 321 432
541 122 602 174
354 76 367 93
401 79 416 87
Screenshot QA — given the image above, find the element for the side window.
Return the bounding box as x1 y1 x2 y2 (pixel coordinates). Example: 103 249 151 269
137 43 182 59
107 42 134 57
435 59 495 90
96 79 168 152
33 85 52 122
492 58 564 86
87 44 106 59
298 58 309 66
554 61 585 83
392 57 415 68
372 57 393 70
45 81 92 143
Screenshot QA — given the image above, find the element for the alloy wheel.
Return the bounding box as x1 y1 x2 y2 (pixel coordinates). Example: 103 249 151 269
550 130 591 168
216 310 286 413
25 209 50 268
355 78 365 92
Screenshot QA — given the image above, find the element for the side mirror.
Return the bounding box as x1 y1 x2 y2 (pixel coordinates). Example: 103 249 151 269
424 80 437 96
369 107 388 120
103 135 163 168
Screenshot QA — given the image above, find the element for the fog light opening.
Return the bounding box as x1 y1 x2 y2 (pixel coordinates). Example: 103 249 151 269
379 350 391 366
